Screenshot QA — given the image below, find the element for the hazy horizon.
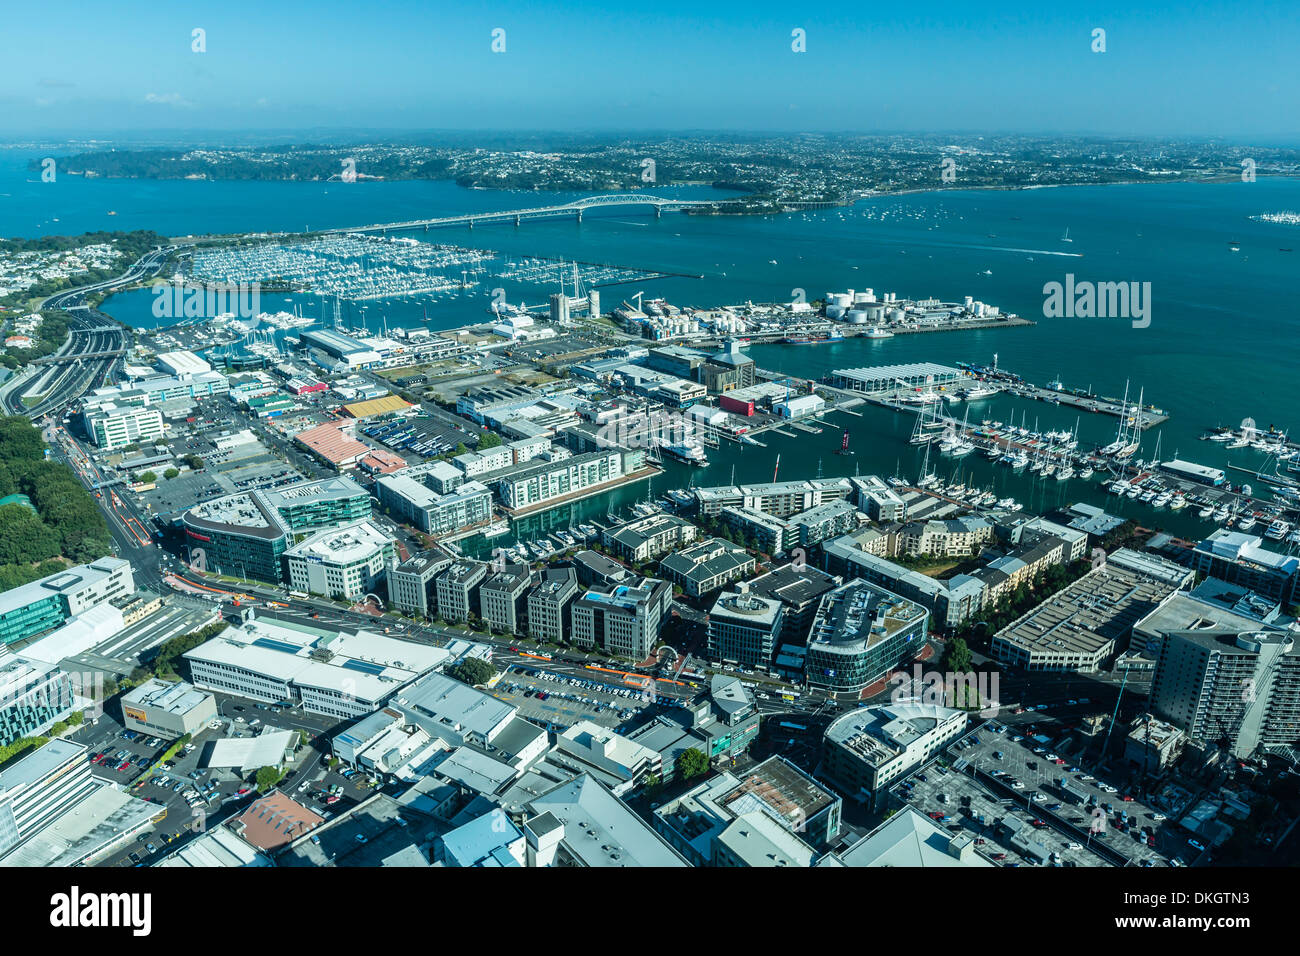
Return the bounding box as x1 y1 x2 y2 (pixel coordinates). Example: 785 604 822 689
3 0 1295 140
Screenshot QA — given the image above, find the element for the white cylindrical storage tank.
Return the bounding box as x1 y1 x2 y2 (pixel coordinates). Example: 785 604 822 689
826 305 846 320
862 288 875 302
889 308 906 322
845 309 869 324
964 295 974 309
830 293 852 309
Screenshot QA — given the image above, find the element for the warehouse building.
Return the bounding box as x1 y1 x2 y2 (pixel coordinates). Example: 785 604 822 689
121 678 217 740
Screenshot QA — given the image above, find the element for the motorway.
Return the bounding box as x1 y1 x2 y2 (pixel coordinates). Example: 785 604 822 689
1 245 172 420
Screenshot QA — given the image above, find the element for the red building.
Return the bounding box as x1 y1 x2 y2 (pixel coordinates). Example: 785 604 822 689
719 394 755 416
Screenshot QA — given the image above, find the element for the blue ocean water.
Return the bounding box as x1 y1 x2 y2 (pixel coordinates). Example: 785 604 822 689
5 144 1298 542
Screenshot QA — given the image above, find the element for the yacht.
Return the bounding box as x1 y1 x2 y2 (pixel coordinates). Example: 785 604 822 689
1197 505 1215 519
1139 489 1157 503
1110 479 1131 494
1212 505 1231 522
1266 519 1291 540
1152 491 1172 507
1079 466 1095 480
1238 515 1258 532
658 438 709 467
1011 452 1030 470
1127 485 1142 499
1169 495 1188 510
1055 464 1074 481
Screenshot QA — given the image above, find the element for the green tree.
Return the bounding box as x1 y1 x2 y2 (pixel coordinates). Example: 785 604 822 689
943 636 973 674
138 471 157 484
446 657 496 687
164 467 180 480
255 765 285 793
183 454 205 470
478 430 503 450
454 442 469 456
675 747 710 783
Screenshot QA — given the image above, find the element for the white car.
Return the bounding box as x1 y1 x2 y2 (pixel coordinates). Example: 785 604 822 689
1081 774 1095 781
1046 754 1059 761
1152 813 1167 821
1068 842 1083 850
1012 781 1025 790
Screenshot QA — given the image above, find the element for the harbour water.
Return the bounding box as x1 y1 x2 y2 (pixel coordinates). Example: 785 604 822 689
5 145 1299 547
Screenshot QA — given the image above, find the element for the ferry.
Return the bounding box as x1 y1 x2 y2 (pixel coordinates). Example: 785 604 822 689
863 327 894 339
1266 520 1291 540
483 521 510 539
660 438 709 466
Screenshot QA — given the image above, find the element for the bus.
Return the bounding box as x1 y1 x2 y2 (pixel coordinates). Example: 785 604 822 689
778 721 809 732
289 591 308 599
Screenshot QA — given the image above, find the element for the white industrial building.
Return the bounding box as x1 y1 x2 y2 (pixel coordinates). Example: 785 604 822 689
183 613 449 718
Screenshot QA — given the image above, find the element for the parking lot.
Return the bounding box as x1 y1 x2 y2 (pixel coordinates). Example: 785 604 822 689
72 692 375 866
491 664 656 732
926 722 1188 867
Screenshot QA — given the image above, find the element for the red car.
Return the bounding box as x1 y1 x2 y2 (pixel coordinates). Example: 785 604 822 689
1122 795 1134 802
326 795 340 804
236 787 250 795
991 853 1007 860
116 760 131 772
929 811 945 820
1031 819 1046 828
1147 836 1156 847
1054 758 1066 765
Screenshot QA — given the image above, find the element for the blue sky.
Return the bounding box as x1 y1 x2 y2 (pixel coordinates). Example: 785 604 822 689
3 0 1297 139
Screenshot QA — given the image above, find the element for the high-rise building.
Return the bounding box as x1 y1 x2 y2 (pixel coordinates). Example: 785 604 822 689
0 557 134 646
480 564 532 634
527 569 579 643
388 548 455 619
571 578 671 660
1150 628 1300 758
707 588 784 668
436 562 488 624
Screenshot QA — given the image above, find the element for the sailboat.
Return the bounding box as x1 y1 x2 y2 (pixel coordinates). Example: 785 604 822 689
1061 227 1073 243
916 441 939 487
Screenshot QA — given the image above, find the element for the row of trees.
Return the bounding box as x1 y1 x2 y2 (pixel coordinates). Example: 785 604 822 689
129 620 229 685
951 559 1091 645
0 417 111 565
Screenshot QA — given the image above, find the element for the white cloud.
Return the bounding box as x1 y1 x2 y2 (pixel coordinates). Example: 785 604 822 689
144 92 194 108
